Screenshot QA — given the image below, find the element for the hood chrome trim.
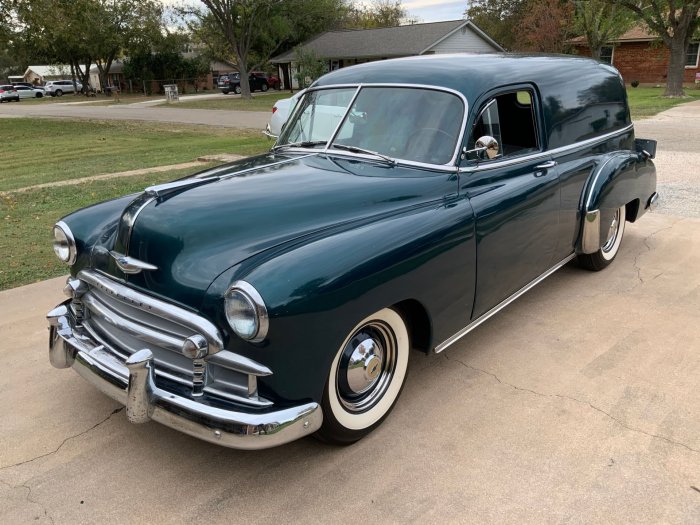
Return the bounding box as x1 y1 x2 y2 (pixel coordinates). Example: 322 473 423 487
109 251 158 274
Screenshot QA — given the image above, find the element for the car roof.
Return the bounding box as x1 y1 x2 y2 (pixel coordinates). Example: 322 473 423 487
314 53 616 100
313 53 630 150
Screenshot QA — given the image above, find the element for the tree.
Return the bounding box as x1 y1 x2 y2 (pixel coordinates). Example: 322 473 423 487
293 46 326 88
515 0 575 52
191 0 347 95
11 0 163 94
573 0 634 60
91 0 163 92
613 0 700 96
465 0 529 51
196 0 283 98
344 0 416 28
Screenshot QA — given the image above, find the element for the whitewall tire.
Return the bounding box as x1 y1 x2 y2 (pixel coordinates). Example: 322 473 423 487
318 308 410 444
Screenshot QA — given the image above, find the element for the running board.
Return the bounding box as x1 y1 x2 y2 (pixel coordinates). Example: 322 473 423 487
434 253 577 353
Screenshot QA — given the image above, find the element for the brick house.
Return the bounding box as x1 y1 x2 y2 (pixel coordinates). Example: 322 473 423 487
570 25 700 84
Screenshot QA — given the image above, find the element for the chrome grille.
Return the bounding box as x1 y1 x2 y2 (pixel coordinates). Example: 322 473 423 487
72 270 272 408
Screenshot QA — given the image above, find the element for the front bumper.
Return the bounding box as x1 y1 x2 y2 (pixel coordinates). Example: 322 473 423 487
47 302 322 450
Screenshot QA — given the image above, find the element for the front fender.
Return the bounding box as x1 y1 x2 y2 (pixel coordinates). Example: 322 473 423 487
578 152 657 254
204 198 476 404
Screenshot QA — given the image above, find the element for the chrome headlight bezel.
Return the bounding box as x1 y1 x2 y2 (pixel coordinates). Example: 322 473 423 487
224 281 269 343
52 221 77 265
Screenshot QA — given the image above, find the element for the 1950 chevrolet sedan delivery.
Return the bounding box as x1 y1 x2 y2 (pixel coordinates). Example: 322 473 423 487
47 54 658 449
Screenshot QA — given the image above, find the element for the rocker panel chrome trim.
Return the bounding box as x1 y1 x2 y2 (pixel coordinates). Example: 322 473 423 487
434 253 577 353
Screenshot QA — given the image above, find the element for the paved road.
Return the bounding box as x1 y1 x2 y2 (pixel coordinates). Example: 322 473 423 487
1 104 699 524
0 97 269 129
635 99 700 217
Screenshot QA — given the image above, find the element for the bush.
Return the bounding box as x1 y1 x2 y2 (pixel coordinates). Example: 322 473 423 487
631 80 640 88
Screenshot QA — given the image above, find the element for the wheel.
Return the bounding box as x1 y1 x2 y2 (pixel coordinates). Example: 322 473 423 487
317 308 410 445
234 85 241 94
55 89 63 97
578 205 626 271
36 93 43 98
261 83 269 92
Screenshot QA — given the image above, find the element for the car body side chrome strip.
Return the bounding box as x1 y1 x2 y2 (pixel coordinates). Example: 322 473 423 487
459 124 635 173
434 253 577 353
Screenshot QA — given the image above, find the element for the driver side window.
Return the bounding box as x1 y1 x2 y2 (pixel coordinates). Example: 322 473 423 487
470 90 539 160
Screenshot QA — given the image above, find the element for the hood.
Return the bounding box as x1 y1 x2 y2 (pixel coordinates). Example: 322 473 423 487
99 153 454 308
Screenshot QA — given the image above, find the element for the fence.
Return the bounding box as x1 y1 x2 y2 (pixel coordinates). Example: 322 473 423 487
120 77 213 96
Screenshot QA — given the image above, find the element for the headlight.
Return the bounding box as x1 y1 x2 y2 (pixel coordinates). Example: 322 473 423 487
224 281 269 343
52 221 77 265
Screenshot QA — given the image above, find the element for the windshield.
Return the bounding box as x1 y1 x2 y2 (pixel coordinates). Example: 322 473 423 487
276 86 465 166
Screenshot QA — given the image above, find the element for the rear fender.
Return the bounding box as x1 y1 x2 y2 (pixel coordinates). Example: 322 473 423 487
578 152 656 254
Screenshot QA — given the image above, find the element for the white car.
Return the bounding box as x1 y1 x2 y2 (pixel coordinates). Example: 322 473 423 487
14 85 45 99
265 89 306 137
45 80 82 97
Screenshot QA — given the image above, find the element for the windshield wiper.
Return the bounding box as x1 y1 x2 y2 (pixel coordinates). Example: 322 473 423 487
329 143 397 166
272 140 327 152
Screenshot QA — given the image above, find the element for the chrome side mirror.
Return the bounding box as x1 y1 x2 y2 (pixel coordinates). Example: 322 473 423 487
462 135 500 161
475 135 499 159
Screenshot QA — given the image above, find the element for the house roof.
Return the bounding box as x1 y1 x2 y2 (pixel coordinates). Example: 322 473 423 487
90 60 124 74
25 65 72 77
271 19 503 63
569 24 659 45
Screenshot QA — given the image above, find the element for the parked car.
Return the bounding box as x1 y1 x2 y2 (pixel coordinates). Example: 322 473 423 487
266 73 281 90
14 85 45 99
45 79 82 96
0 85 19 102
47 55 658 450
218 72 270 94
265 89 306 137
11 82 36 89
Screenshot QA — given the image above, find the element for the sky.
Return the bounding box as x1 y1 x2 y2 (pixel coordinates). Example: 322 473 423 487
401 0 465 22
159 1 467 24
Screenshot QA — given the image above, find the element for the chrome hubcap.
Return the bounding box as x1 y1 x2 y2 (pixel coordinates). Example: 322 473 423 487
602 209 621 253
337 322 396 413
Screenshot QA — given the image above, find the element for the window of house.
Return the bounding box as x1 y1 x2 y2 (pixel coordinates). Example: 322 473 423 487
600 46 614 65
686 42 700 67
469 89 539 160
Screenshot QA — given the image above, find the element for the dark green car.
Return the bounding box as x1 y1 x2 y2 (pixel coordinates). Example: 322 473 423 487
47 55 658 449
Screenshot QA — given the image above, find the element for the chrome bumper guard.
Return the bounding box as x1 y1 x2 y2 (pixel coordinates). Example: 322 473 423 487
647 192 660 211
48 302 322 449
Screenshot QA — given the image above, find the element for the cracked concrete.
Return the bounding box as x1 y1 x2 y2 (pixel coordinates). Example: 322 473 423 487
1 215 698 524
1 108 700 523
443 354 699 455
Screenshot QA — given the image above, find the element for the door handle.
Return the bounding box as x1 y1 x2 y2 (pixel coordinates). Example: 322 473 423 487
534 160 557 177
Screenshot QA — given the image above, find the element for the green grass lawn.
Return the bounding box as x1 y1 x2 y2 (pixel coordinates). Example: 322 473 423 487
169 92 284 111
0 119 269 191
0 166 220 290
627 85 700 119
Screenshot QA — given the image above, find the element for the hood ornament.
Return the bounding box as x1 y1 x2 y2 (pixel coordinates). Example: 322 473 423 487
110 251 158 274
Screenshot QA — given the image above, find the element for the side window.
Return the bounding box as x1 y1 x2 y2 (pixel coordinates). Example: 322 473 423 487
470 89 539 160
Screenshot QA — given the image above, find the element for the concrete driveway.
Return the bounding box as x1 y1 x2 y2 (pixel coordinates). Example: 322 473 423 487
0 96 269 129
1 107 699 524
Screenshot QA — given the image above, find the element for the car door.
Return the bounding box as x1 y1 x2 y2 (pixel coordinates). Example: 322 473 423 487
459 88 561 320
